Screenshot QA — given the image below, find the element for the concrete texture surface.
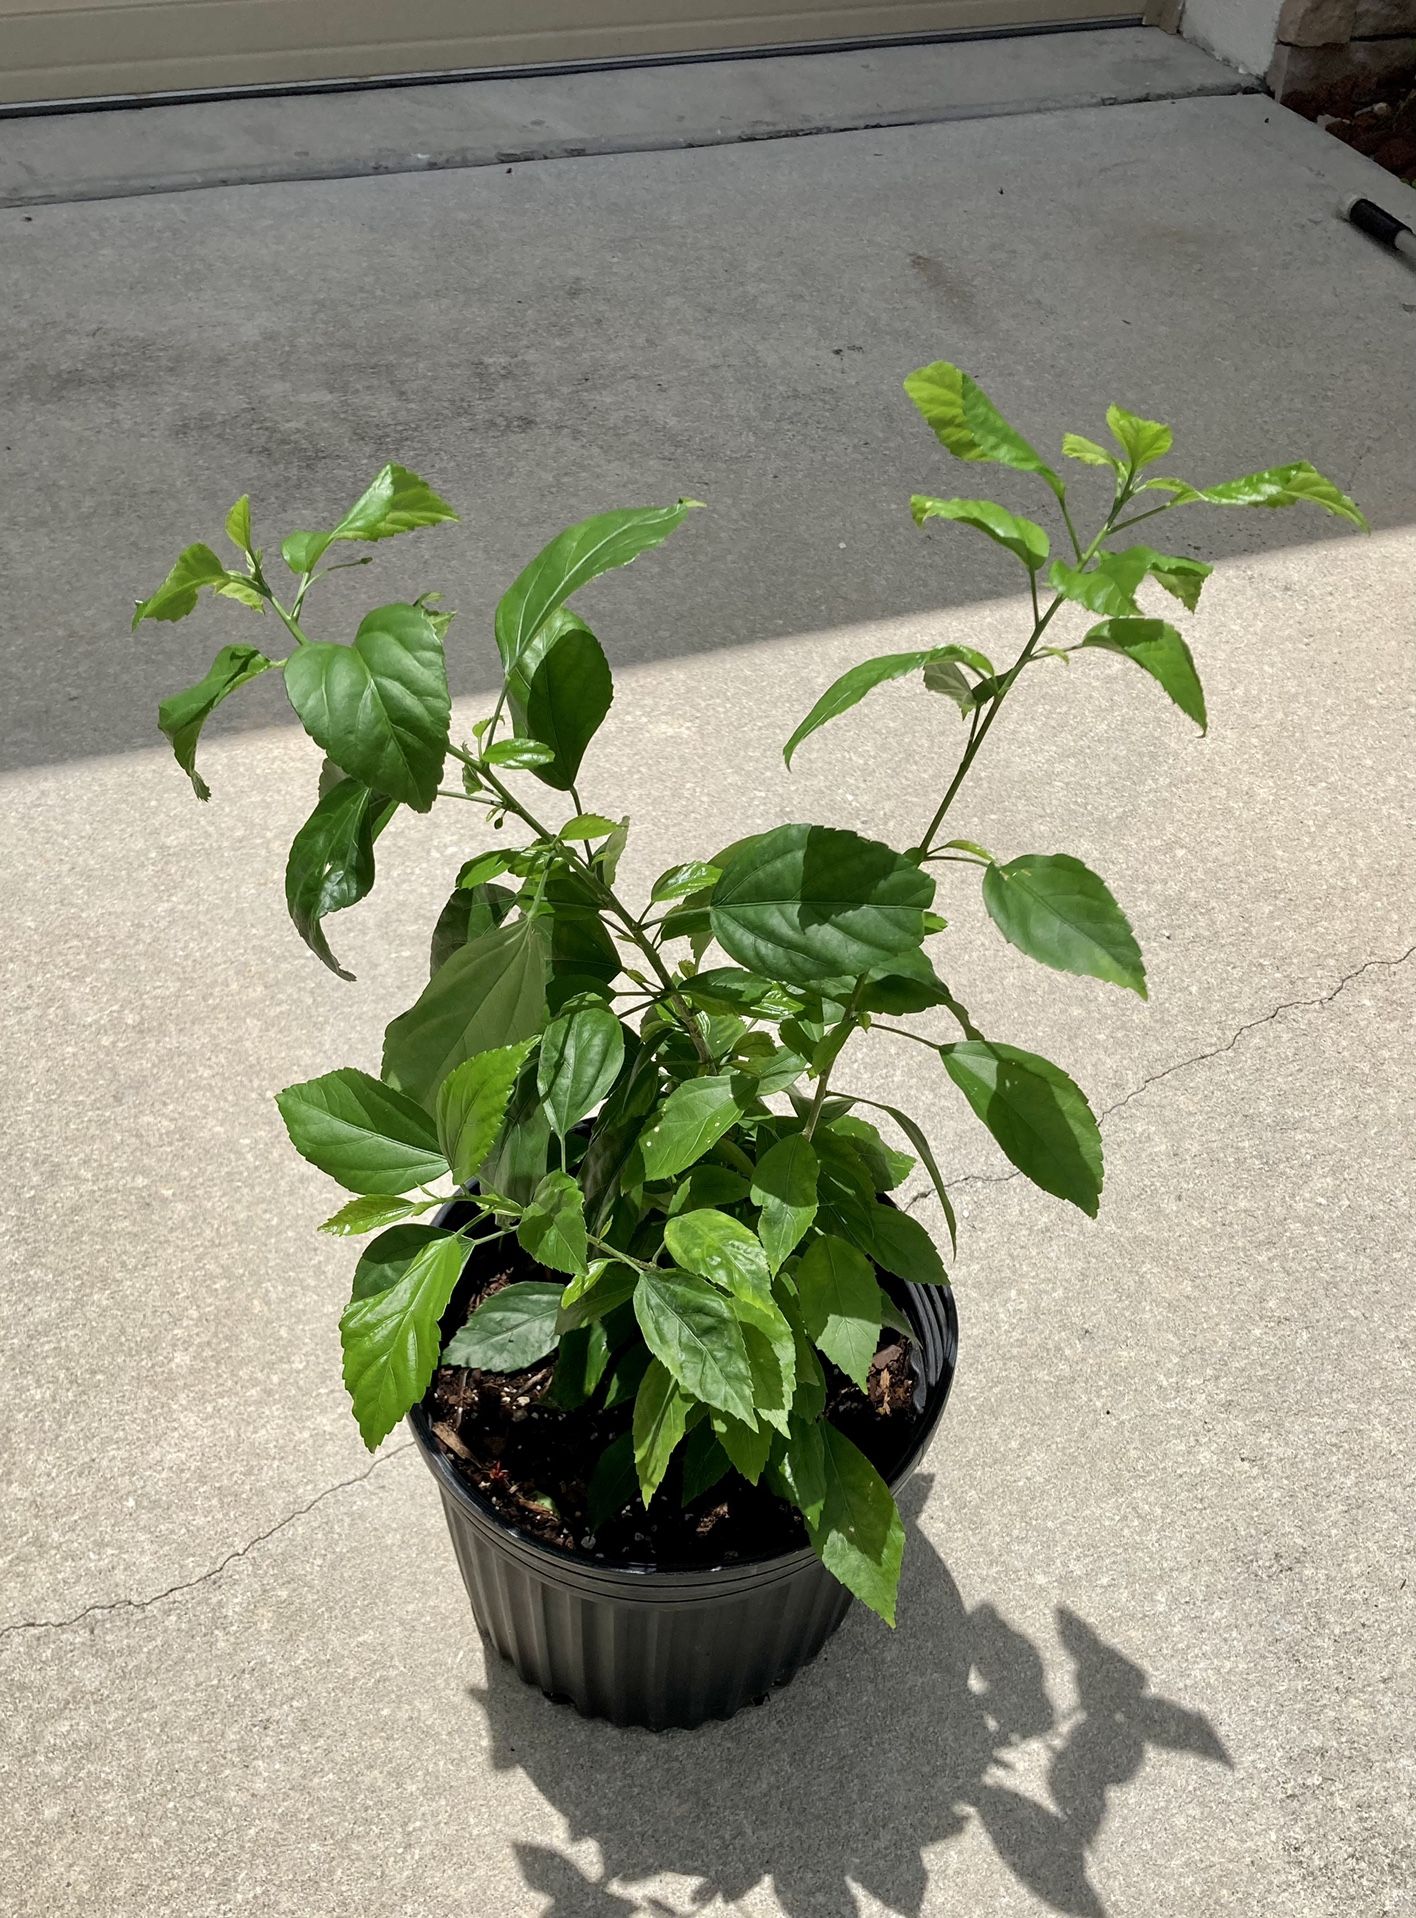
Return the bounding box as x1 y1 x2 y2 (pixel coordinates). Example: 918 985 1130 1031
2 78 1414 1918
0 27 1247 208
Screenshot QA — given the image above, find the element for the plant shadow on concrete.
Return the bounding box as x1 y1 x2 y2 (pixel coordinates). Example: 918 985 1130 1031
465 1479 1231 1918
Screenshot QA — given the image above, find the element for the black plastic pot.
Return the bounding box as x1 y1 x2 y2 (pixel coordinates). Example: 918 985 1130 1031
409 1273 957 1731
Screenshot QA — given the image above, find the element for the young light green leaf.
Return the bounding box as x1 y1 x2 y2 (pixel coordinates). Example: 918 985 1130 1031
494 502 701 673
782 647 992 768
1081 618 1206 732
280 464 458 573
982 852 1145 997
1106 405 1173 472
283 603 450 812
1189 461 1367 529
904 360 1062 499
638 1074 743 1181
537 1004 624 1136
275 1067 448 1195
650 861 721 903
506 609 614 793
1138 549 1212 613
436 1037 539 1185
632 1271 757 1425
942 1040 1103 1215
340 1226 471 1448
225 496 255 558
750 1133 819 1274
284 775 398 980
795 1235 885 1391
1049 548 1153 619
134 543 263 628
711 824 934 986
664 1208 772 1301
318 1194 421 1236
559 814 619 840
556 1259 638 1332
632 1359 694 1505
382 915 548 1110
922 656 978 715
910 496 1049 571
1061 432 1119 470
483 737 557 769
441 1280 563 1372
806 1423 906 1625
158 644 276 800
517 1170 589 1276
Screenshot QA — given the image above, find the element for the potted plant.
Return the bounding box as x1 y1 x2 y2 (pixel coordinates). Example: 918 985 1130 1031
138 363 1364 1729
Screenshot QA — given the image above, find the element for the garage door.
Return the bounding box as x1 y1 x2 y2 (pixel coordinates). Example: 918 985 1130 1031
0 1 1137 107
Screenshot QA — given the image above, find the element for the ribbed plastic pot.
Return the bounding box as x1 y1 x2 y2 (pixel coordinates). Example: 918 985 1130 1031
409 1276 958 1731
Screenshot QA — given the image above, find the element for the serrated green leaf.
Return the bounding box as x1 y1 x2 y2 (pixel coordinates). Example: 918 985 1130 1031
664 1209 771 1301
1139 549 1213 613
544 1320 612 1410
318 1194 420 1236
845 1096 957 1254
750 1134 819 1275
680 1424 732 1504
340 1226 471 1448
835 1199 947 1287
651 861 721 903
280 464 458 573
633 1271 756 1425
484 737 557 769
537 1004 625 1136
559 813 619 840
1049 549 1153 619
910 495 1049 571
827 1115 913 1192
134 543 263 628
383 915 548 1110
1061 433 1119 470
283 603 449 812
905 360 1062 500
942 1040 1102 1215
783 647 993 768
276 1067 448 1195
711 823 933 987
224 496 255 557
710 1408 772 1484
795 1235 884 1391
556 1259 638 1332
982 852 1145 996
1106 405 1173 472
517 1170 589 1276
807 1423 905 1624
284 775 398 979
1080 618 1207 732
633 1359 694 1505
441 1279 563 1372
157 644 275 800
638 1074 743 1181
435 1038 538 1185
1191 461 1367 529
921 656 977 714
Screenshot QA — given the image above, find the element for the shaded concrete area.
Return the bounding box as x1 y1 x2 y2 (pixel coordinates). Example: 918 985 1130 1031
2 76 1414 1918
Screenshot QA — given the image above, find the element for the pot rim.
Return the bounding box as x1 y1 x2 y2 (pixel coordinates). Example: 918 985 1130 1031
407 1266 958 1597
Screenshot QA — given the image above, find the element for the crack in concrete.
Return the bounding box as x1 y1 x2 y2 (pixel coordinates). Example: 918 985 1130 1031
1 1442 414 1640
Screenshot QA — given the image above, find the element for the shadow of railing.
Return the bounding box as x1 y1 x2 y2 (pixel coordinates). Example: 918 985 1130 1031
465 1477 1231 1917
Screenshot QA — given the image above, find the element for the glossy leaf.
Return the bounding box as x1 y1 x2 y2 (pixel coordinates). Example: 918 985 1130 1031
285 775 398 979
224 495 255 558
382 915 548 1110
711 824 933 987
280 464 457 573
638 1074 743 1181
910 495 1049 571
633 1271 757 1425
664 1209 771 1301
429 877 515 979
651 861 721 903
1106 405 1173 471
983 852 1145 996
807 1424 906 1625
942 1040 1103 1215
318 1194 420 1236
1188 461 1367 529
517 1170 589 1276
633 1359 694 1505
795 1235 884 1391
133 543 262 627
1061 433 1118 470
436 1038 539 1185
1139 549 1212 613
750 1133 819 1275
537 1004 625 1135
484 737 556 769
506 609 614 793
275 1067 448 1195
441 1280 563 1372
783 647 992 768
1049 548 1153 620
556 1259 638 1332
1080 618 1206 732
283 603 450 812
340 1226 470 1448
904 360 1062 499
158 644 276 800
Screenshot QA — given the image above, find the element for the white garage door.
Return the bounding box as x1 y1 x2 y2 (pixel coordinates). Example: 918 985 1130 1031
0 1 1138 107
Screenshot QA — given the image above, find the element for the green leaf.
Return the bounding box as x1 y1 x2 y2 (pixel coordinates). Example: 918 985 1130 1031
517 1170 589 1276
1106 405 1173 472
478 1054 553 1207
457 851 512 888
559 813 619 841
429 877 515 978
537 1004 624 1136
806 1424 905 1625
795 1236 884 1391
633 1272 757 1425
942 1040 1103 1215
587 1432 636 1531
982 852 1145 997
651 861 721 903
904 360 1062 499
506 608 614 793
280 463 458 573
1189 461 1367 529
283 603 450 812
383 915 548 1110
435 1038 539 1185
664 1209 772 1301
157 643 276 800
710 1409 772 1485
340 1226 471 1448
224 496 255 557
910 496 1049 571
632 1359 694 1505
1138 549 1212 613
711 824 933 987
1080 618 1206 732
1049 548 1153 619
483 737 557 769
680 1424 732 1503
133 543 262 628
827 1115 913 1192
494 502 700 675
782 647 993 768
441 1280 563 1372
836 1200 947 1287
846 1096 957 1253
638 1074 743 1181
556 1259 638 1332
318 1194 420 1236
750 1134 819 1275
544 1320 612 1409
284 775 398 979
921 656 977 715
275 1067 448 1195
1061 433 1119 470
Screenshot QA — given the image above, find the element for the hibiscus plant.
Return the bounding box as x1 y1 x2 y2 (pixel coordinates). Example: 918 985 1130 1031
138 363 1364 1621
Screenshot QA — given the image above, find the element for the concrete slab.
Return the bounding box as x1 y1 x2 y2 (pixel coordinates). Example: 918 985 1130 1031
1 89 1414 1918
0 27 1246 208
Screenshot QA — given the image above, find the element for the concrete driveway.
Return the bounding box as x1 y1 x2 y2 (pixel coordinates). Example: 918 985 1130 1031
1 34 1413 1918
